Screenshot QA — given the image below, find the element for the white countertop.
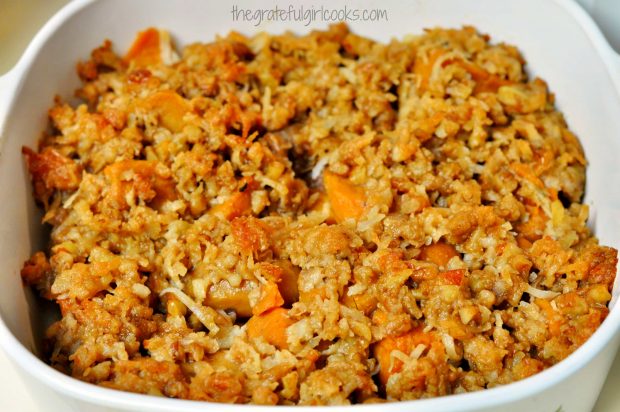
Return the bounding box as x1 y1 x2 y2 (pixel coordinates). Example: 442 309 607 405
1 1 620 411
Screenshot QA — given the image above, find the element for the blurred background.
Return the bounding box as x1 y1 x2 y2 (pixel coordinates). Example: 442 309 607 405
0 0 69 74
576 0 620 53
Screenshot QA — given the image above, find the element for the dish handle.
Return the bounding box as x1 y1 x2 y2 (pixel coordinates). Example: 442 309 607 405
0 68 20 136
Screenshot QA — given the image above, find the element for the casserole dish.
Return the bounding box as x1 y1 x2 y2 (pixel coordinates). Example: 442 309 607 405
1 0 620 410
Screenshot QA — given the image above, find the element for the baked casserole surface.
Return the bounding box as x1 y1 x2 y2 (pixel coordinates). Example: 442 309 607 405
21 24 617 404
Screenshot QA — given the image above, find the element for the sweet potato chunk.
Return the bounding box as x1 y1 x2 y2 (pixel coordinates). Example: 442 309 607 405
210 178 258 221
144 90 191 133
323 170 366 223
374 328 438 385
125 28 162 67
246 307 293 350
211 190 252 221
124 28 177 68
253 282 284 316
103 160 176 210
419 242 459 268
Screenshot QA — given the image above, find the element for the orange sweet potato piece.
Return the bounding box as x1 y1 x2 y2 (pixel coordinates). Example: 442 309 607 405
246 307 293 350
323 170 366 223
419 241 459 267
211 178 257 221
253 282 284 316
103 160 176 210
124 28 162 67
516 234 533 250
211 191 252 221
373 327 437 385
144 90 191 133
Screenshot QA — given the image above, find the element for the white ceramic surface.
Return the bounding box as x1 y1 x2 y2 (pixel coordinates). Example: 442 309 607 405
575 0 620 53
1 0 620 411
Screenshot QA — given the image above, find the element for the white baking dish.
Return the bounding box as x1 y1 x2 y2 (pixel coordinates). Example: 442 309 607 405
1 0 620 411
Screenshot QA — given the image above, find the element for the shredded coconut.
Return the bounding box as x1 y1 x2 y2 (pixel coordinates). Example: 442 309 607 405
526 284 561 300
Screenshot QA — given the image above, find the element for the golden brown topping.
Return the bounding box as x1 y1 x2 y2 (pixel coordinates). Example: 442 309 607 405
21 24 616 405
205 280 254 318
419 241 459 268
20 251 50 287
103 160 176 210
22 147 81 204
373 327 443 386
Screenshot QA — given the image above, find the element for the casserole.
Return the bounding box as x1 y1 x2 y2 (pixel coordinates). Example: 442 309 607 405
1 0 620 410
